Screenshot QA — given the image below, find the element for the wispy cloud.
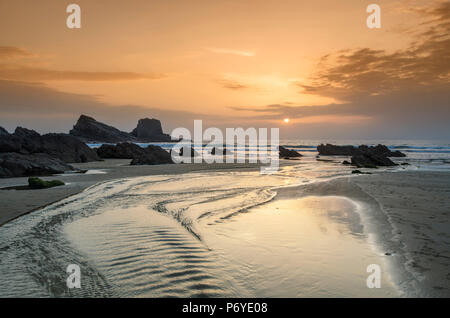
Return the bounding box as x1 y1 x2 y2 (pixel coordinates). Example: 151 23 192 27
215 79 250 90
299 0 450 102
205 47 255 57
0 65 165 82
0 47 166 82
0 46 33 59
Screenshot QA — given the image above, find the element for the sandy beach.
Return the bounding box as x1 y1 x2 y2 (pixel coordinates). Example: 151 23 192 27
1 159 449 297
0 159 266 226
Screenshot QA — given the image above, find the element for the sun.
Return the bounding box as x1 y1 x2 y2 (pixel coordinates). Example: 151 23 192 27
283 118 290 123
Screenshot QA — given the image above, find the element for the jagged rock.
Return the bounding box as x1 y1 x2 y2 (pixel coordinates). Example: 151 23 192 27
38 133 99 163
317 144 405 157
1 127 98 163
0 127 9 136
130 145 174 165
279 146 302 158
131 118 171 142
351 154 397 168
0 133 21 153
359 144 406 158
70 115 136 143
317 144 356 156
97 142 146 159
0 152 74 178
96 143 173 165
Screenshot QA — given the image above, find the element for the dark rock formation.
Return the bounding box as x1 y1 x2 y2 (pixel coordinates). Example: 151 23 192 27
131 118 171 142
351 154 397 168
96 142 173 165
38 134 99 163
279 146 302 158
317 144 405 157
70 115 136 143
97 142 146 159
0 127 99 163
0 127 10 136
130 145 174 165
0 153 74 178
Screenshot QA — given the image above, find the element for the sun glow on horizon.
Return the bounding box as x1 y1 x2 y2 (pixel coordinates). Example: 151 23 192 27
283 118 290 123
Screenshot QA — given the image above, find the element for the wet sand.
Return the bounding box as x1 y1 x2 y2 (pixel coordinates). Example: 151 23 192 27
0 160 449 297
0 159 265 226
278 171 450 297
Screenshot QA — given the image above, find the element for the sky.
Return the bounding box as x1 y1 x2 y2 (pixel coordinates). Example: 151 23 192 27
0 0 449 139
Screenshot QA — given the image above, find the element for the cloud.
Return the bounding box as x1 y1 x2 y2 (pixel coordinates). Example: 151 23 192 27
0 46 33 59
298 1 450 102
0 46 165 82
216 79 250 90
205 47 255 57
0 65 165 82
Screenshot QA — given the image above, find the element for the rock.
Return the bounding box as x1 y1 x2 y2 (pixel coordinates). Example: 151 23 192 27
342 160 351 165
96 143 173 165
359 144 406 158
13 127 41 139
28 177 64 189
317 144 356 156
317 143 405 157
38 133 99 163
0 133 21 153
13 127 41 153
279 146 302 158
0 152 74 178
70 115 136 143
97 142 147 159
131 118 172 142
401 162 410 165
130 145 174 165
0 127 9 136
351 170 372 174
351 154 397 168
1 128 98 163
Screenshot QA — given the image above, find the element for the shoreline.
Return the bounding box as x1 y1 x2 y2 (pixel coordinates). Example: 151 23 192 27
1 160 449 297
0 159 275 226
275 171 450 297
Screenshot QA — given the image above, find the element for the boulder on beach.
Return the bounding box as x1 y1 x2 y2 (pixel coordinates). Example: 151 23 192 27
70 115 136 143
28 177 65 189
317 143 405 157
95 142 173 165
0 127 9 136
97 142 146 159
131 118 172 142
0 128 99 163
38 133 100 163
279 146 302 158
0 152 74 178
351 153 397 168
130 145 174 165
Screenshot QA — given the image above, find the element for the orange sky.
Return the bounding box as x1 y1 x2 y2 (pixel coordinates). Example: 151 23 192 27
0 0 449 138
